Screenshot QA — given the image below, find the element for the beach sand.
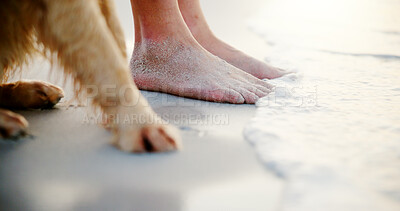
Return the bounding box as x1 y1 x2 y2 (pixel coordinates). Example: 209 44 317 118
0 0 284 210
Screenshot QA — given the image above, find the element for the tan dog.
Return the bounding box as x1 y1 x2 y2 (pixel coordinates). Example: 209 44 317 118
0 0 181 152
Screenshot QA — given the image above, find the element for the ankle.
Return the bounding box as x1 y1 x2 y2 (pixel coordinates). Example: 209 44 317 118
131 37 201 67
187 23 215 46
134 34 201 55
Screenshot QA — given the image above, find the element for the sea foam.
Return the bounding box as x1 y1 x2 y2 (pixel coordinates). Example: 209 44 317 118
244 0 400 210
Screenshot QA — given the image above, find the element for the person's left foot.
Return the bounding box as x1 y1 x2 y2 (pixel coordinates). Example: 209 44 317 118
130 38 274 104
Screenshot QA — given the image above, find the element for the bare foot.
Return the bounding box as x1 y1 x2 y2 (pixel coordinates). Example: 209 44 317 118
196 36 289 79
130 39 274 104
178 0 288 79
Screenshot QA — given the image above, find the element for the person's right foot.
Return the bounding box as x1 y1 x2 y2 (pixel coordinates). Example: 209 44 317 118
177 0 289 80
130 38 274 104
195 36 289 79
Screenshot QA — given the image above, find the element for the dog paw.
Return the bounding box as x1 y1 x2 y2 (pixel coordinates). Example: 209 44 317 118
113 124 181 153
12 81 64 109
0 109 28 139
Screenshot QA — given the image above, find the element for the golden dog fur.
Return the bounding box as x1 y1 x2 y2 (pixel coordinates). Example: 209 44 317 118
0 0 180 152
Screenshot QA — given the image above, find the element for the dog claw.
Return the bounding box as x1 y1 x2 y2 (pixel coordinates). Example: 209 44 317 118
114 124 181 153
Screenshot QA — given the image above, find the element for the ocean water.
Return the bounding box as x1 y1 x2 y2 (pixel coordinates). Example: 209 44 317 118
244 0 400 210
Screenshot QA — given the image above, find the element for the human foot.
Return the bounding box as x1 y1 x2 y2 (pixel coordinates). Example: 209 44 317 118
178 0 288 79
130 39 274 104
195 36 288 79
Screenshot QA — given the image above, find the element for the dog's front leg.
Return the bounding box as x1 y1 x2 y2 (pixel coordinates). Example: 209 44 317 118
98 0 128 60
38 0 181 152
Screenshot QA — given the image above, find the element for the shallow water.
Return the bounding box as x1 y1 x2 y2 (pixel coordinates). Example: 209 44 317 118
244 0 400 210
